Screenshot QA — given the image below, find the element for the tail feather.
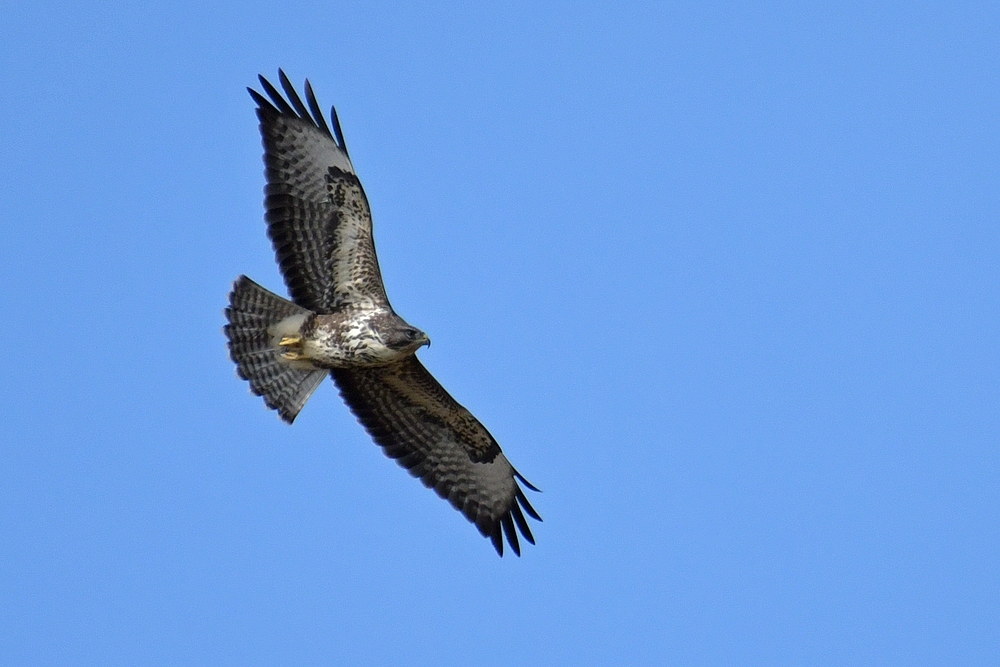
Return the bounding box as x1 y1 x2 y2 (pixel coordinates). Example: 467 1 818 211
224 276 327 423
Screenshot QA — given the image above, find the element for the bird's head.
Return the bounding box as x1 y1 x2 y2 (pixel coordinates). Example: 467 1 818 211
385 323 431 353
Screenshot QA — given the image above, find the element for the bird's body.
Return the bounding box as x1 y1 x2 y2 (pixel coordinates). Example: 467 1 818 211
270 307 428 368
224 71 540 556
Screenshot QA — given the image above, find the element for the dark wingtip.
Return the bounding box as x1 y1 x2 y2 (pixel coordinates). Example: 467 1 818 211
489 528 504 557
278 69 311 119
501 514 521 557
257 74 296 116
253 72 345 150
247 87 274 114
304 79 333 137
331 106 349 155
511 503 535 545
514 470 542 493
516 486 543 522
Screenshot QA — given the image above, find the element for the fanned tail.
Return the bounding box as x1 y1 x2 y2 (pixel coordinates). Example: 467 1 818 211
224 276 327 423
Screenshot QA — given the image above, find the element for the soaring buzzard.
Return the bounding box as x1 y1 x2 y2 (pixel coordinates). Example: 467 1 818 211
224 71 540 556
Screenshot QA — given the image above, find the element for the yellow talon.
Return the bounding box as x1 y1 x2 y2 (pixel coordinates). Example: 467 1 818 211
279 334 302 347
277 334 305 361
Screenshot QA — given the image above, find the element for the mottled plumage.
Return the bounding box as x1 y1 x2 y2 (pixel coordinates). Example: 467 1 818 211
224 71 540 556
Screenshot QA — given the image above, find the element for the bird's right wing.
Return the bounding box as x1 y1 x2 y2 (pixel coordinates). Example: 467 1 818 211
331 356 541 556
250 71 389 313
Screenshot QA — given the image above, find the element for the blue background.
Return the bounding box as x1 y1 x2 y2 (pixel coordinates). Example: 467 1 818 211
2 2 998 664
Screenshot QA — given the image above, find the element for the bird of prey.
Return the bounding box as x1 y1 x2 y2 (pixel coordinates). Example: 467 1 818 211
224 71 541 556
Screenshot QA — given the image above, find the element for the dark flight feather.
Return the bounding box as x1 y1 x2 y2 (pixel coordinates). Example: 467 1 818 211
304 80 333 138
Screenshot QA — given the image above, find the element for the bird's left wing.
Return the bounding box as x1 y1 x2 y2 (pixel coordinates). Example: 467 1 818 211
331 356 541 556
249 71 389 313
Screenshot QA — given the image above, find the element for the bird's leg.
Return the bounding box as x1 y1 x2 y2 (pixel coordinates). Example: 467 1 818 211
278 334 305 360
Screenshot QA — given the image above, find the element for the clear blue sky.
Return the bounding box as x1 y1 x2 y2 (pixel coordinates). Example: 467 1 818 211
2 2 997 665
